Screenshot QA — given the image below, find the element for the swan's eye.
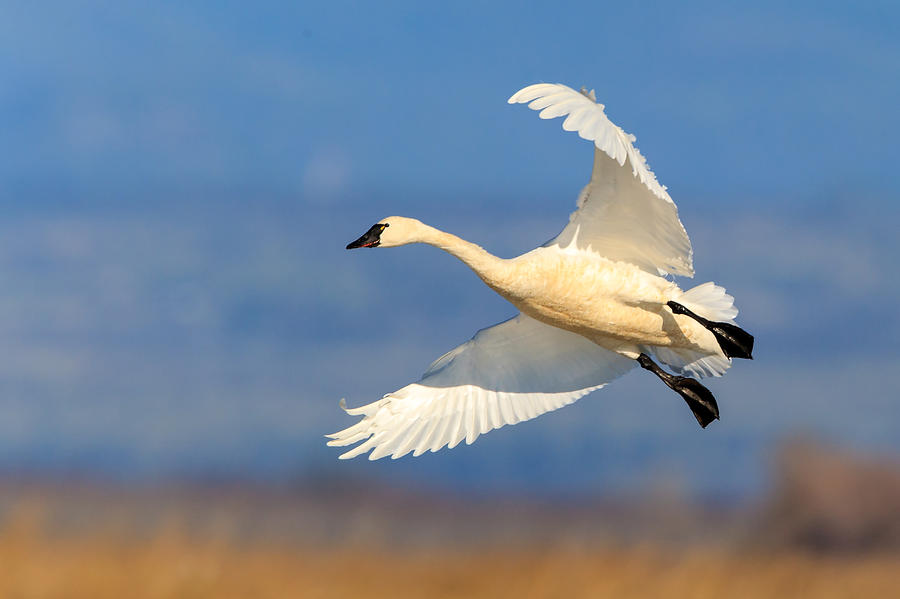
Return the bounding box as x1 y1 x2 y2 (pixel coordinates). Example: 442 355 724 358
346 223 389 249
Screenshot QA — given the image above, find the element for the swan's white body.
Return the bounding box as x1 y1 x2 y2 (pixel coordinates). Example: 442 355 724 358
482 245 716 357
328 83 745 460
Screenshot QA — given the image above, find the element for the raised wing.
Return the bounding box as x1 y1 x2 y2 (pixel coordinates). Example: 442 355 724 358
508 83 693 277
327 314 635 460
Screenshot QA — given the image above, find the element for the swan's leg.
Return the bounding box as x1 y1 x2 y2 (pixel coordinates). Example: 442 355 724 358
637 353 719 428
667 301 754 360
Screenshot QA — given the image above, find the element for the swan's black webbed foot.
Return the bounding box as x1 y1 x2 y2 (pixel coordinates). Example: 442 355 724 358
667 301 754 360
637 353 720 428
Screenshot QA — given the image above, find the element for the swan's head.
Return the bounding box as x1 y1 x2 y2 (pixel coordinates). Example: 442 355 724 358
346 216 424 249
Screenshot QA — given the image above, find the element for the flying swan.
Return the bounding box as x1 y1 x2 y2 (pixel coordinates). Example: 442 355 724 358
328 83 753 460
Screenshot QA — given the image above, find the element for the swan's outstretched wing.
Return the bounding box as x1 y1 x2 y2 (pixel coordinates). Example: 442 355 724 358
327 314 634 460
508 83 694 277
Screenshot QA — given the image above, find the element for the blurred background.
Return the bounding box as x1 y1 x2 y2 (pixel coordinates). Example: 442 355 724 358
1 1 899 597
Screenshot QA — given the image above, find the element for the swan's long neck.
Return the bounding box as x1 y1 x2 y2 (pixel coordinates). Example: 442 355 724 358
418 224 507 287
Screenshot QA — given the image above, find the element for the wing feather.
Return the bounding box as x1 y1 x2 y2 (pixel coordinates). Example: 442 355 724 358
327 314 635 459
509 83 694 277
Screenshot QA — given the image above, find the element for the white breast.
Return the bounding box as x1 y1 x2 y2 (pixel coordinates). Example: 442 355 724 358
488 247 712 352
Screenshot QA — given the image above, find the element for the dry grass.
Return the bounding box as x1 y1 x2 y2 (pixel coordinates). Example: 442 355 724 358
2 501 898 599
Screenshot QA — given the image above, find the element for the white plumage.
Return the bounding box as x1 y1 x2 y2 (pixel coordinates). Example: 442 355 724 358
511 84 694 277
329 83 751 460
331 314 635 460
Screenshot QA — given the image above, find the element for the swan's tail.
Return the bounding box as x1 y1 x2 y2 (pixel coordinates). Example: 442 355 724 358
674 281 739 324
670 282 754 360
651 282 753 378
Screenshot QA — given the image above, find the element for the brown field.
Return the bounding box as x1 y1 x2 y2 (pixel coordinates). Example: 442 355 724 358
2 500 898 599
3 442 900 598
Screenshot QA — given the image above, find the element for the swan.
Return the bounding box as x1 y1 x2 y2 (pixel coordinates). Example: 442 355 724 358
327 83 753 460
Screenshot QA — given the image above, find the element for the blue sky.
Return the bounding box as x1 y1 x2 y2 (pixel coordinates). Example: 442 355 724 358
0 1 898 497
3 1 898 197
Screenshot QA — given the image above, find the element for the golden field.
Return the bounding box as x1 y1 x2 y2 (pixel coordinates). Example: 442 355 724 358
2 498 898 599
3 442 900 598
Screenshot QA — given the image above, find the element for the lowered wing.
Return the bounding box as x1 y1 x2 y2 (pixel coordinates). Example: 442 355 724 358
327 313 635 459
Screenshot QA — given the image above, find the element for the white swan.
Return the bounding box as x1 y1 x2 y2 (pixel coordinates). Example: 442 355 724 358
328 83 753 460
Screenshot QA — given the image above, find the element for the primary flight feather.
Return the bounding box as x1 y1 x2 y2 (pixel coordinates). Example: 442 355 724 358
328 83 753 460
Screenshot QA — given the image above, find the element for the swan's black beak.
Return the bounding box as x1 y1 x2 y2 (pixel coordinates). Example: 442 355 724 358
346 223 388 249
